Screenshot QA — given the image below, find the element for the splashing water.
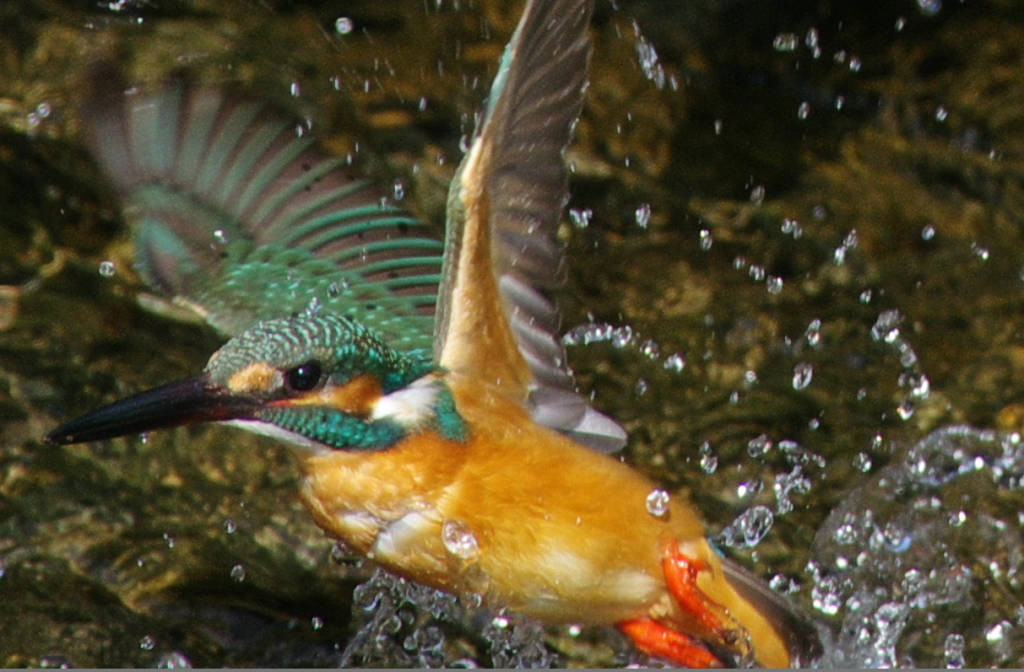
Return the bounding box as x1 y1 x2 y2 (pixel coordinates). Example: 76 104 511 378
340 569 558 668
812 426 1024 667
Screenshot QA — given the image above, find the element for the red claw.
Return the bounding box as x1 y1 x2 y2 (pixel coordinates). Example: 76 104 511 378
662 545 727 637
617 545 732 668
619 617 722 668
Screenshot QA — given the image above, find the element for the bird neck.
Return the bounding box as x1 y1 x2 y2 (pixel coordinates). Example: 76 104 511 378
258 370 467 452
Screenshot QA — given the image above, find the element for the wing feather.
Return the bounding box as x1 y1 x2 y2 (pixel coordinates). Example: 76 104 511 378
78 66 441 350
435 0 626 451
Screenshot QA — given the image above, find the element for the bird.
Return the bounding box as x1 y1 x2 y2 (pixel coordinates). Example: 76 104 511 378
46 0 823 666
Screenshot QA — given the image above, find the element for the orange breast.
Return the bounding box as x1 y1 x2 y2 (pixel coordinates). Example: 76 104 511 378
296 372 790 666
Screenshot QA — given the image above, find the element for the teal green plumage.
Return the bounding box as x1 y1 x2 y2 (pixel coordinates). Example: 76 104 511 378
205 314 433 394
81 74 442 348
76 11 627 451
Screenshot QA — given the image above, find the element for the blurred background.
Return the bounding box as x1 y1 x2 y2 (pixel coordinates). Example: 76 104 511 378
2 0 1024 666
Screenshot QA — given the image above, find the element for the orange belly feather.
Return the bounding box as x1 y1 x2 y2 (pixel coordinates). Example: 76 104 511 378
297 372 790 667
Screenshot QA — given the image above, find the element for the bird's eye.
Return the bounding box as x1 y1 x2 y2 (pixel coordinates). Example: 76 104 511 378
285 361 323 392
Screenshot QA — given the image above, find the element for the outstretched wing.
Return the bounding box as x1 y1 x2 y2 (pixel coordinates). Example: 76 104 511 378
434 0 627 452
78 67 442 352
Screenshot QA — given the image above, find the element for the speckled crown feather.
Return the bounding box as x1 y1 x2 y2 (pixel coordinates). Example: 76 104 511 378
206 313 433 394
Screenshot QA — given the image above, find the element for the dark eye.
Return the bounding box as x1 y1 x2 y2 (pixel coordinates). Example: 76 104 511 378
285 361 322 392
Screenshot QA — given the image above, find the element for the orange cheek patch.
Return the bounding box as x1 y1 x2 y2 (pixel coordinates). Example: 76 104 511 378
275 374 382 415
228 362 279 393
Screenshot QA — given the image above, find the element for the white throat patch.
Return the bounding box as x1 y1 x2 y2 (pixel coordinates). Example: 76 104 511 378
370 374 440 430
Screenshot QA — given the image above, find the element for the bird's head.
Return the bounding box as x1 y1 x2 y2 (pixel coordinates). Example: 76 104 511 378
46 314 464 452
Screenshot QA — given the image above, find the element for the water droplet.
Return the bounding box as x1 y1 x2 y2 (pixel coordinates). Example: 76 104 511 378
871 309 903 343
645 489 671 518
781 218 803 238
797 101 810 119
773 33 798 51
663 353 686 372
853 452 873 472
792 363 813 390
305 296 322 316
737 479 763 499
327 282 341 298
230 564 246 582
986 620 1010 642
492 615 510 629
140 634 155 651
698 441 718 474
699 228 712 250
335 16 354 33
312 616 324 630
805 27 819 49
748 265 765 281
769 574 801 594
747 434 773 458
811 575 842 615
849 56 862 72
442 520 479 560
736 505 774 547
805 319 822 346
944 632 965 668
163 532 175 549
0 557 6 579
393 180 405 201
632 40 665 90
36 101 51 118
155 651 192 669
640 339 660 359
834 522 858 545
766 276 783 294
611 325 634 348
859 289 872 303
935 106 948 122
714 119 723 135
98 260 116 277
634 203 651 229
224 519 236 534
916 0 941 15
569 208 592 229
750 185 765 205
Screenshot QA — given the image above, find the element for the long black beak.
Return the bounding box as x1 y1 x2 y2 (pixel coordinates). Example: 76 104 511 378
45 373 261 445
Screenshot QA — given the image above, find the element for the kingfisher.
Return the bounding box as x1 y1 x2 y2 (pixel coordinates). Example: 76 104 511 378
46 0 823 666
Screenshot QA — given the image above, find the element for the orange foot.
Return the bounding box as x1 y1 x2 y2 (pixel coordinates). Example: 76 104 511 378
619 617 722 668
617 545 731 668
661 545 727 637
